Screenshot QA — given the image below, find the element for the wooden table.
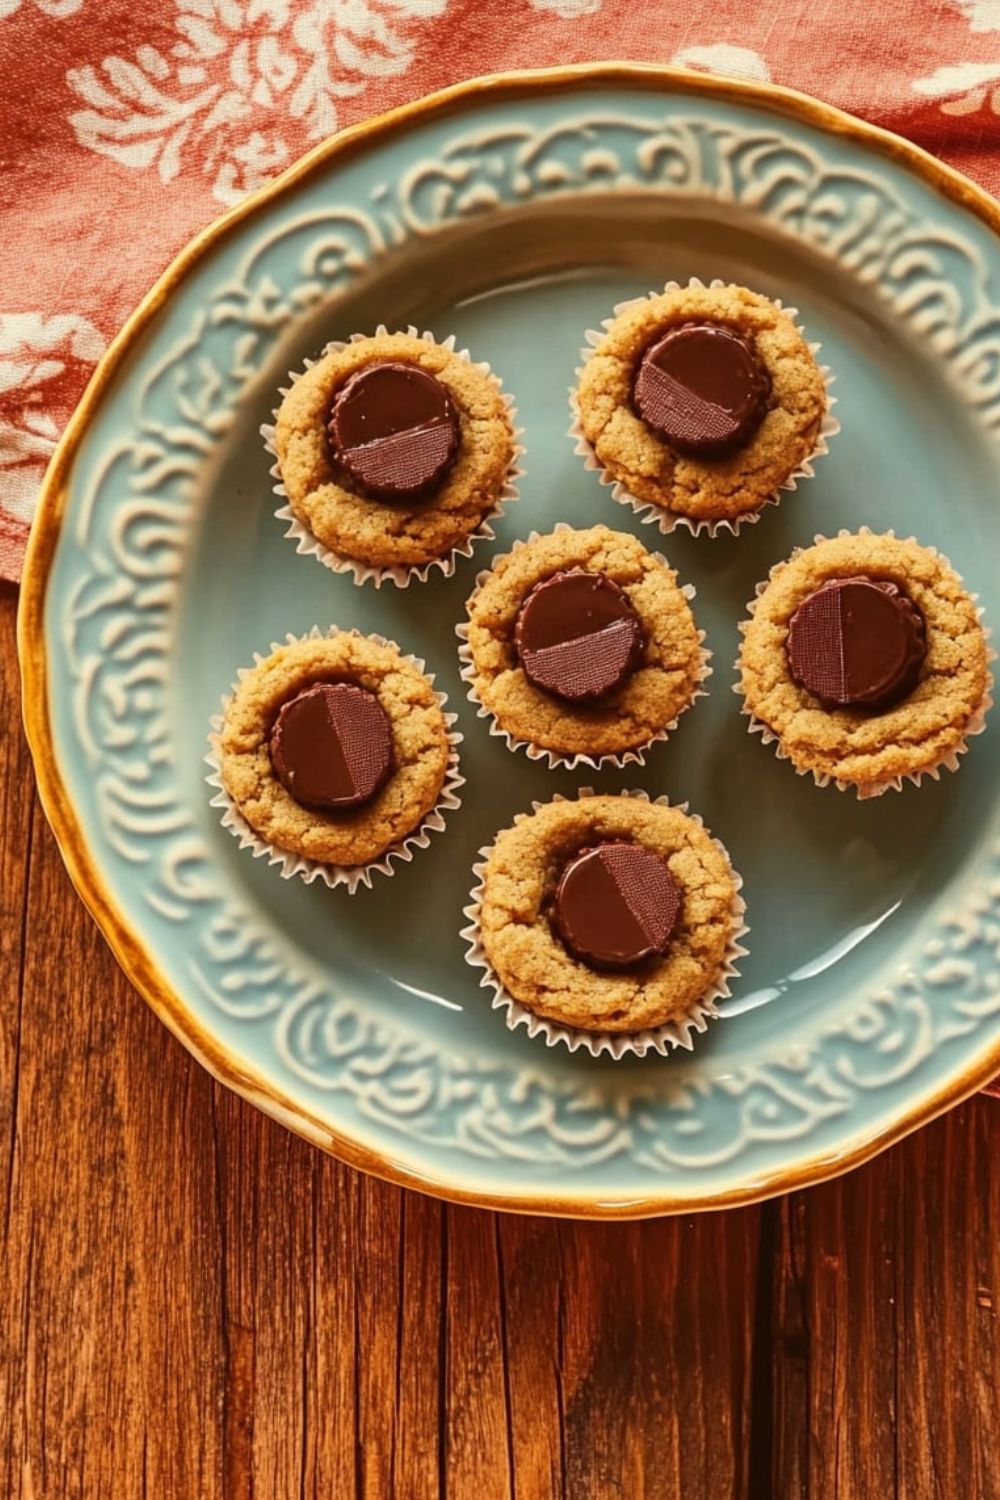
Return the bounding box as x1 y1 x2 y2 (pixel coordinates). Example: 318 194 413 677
3 581 999 1500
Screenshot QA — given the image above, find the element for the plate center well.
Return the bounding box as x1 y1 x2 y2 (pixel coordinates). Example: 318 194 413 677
180 201 999 1081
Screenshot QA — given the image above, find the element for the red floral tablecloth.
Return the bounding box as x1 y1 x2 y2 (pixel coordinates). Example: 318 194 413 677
3 1 1000 579
3 2 999 1096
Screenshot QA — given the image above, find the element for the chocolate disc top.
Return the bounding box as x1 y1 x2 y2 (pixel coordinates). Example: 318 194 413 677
327 360 460 500
269 682 394 811
632 322 771 455
513 569 645 703
553 842 682 970
786 576 927 711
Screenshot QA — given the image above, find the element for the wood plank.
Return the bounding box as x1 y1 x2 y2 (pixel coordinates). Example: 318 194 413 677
894 1102 1000 1500
202 1093 417 1500
0 588 33 1211
393 1192 444 1500
0 582 38 1500
443 1204 514 1500
496 1209 761 1500
1 814 225 1497
209 1088 319 1500
306 1153 363 1499
496 1216 566 1500
353 1172 404 1498
768 1100 1000 1500
774 1158 899 1498
206 1134 441 1500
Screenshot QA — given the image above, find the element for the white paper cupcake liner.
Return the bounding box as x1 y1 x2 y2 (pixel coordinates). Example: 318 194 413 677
205 625 465 891
455 523 712 771
569 278 840 539
262 325 524 588
734 527 996 798
460 788 749 1059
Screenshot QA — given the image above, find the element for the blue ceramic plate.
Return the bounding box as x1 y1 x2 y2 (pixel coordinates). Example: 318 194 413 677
20 66 1000 1217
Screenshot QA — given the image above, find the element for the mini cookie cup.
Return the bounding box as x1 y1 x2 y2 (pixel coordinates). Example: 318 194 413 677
461 789 749 1060
263 326 524 588
735 529 995 797
570 278 839 539
206 626 464 891
456 523 712 771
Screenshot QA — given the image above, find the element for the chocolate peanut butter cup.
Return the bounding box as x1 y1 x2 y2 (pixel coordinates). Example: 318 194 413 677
513 569 644 703
553 841 681 969
786 576 925 712
327 361 459 500
269 682 394 811
632 322 771 456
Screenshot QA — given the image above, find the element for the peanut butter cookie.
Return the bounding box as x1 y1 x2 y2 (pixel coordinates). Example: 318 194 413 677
574 282 829 531
271 331 516 575
471 793 744 1041
738 532 992 795
217 631 456 871
460 525 708 764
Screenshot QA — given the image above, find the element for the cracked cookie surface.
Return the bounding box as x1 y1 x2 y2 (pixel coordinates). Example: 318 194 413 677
575 283 827 523
738 533 991 790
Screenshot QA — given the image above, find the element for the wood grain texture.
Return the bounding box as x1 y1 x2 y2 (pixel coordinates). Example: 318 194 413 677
3 580 1000 1499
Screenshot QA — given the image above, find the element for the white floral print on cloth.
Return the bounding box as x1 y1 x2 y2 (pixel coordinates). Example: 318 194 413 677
0 0 81 17
0 313 106 523
670 43 771 81
529 0 602 15
956 0 1000 30
913 0 1000 114
8 0 1000 588
66 0 448 205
